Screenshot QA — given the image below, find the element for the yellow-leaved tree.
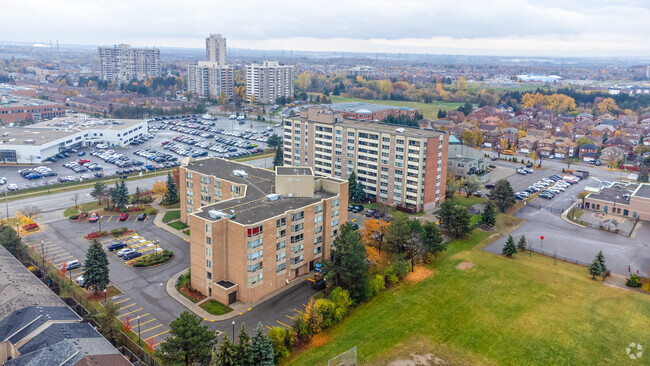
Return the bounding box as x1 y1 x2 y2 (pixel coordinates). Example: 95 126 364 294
152 181 168 198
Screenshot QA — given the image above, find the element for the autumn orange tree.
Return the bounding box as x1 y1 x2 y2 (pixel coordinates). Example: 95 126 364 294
152 180 168 198
361 219 390 253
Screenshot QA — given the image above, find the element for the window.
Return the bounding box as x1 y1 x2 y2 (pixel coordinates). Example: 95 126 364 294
205 237 212 245
206 259 212 268
290 233 303 243
248 273 263 285
314 215 323 224
206 248 212 256
277 229 286 238
186 172 193 179
315 204 323 213
247 238 263 249
291 244 304 254
315 225 323 234
332 219 339 227
207 271 212 280
276 217 286 227
291 211 304 221
247 225 263 237
247 262 263 272
276 262 286 272
314 246 322 255
276 240 286 250
332 198 339 207
186 181 193 188
331 209 339 217
291 255 304 265
200 176 211 184
205 224 211 233
248 249 263 261
214 180 222 189
232 186 242 195
291 222 304 233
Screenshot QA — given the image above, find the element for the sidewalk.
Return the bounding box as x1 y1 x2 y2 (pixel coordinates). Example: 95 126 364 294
165 267 311 321
150 198 189 242
604 273 648 295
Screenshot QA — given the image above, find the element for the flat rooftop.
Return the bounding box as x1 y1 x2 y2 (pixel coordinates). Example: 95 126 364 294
634 184 650 199
330 102 418 112
186 158 340 225
336 119 443 139
276 167 312 175
32 116 144 131
0 93 63 108
588 182 638 204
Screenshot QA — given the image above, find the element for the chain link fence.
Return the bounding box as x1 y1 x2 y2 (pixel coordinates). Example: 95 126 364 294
329 346 357 366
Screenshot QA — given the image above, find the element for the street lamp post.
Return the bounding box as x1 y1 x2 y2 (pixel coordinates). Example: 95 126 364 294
99 216 102 232
231 321 235 341
137 315 141 345
103 289 107 303
41 240 45 279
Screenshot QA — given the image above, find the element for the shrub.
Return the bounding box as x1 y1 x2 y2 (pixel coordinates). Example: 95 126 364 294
133 250 173 267
70 215 79 220
111 228 122 236
385 266 399 286
268 327 294 363
393 257 409 280
368 274 385 297
314 298 337 328
329 287 353 323
626 275 643 288
141 196 153 203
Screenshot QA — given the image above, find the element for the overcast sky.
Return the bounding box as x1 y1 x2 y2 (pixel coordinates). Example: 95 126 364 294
2 0 650 57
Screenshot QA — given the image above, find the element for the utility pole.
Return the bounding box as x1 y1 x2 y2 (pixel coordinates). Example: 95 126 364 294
5 189 8 219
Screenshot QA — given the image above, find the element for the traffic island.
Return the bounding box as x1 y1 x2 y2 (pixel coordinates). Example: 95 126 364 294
130 250 174 268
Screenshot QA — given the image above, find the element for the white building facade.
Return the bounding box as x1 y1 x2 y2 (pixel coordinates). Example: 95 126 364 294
98 44 161 83
246 61 295 104
187 62 234 100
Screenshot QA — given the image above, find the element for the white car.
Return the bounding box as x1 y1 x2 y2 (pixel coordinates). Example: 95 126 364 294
7 184 18 191
117 248 135 257
0 177 6 185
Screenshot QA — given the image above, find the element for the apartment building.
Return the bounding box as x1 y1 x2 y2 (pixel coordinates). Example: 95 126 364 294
0 94 64 123
186 61 234 100
98 44 160 83
206 34 227 66
282 107 448 212
246 61 294 104
180 158 347 305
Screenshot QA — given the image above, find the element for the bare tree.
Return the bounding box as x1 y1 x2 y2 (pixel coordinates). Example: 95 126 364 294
20 204 42 220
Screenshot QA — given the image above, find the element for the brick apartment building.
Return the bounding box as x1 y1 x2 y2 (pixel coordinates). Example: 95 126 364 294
180 158 347 305
282 107 448 212
0 94 64 123
329 102 419 121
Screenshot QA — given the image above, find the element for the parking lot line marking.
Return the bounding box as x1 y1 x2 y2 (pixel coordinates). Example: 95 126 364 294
41 243 58 248
52 256 74 265
276 320 291 328
139 324 163 334
114 297 131 304
285 314 295 320
118 307 143 317
144 216 149 223
138 318 156 327
144 330 169 341
266 326 272 330
119 302 137 310
351 218 356 222
46 250 66 257
106 216 113 223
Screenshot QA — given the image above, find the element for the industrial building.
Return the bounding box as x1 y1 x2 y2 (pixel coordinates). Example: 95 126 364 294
180 157 347 305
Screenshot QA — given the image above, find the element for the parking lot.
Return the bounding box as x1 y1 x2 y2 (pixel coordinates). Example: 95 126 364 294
0 115 279 193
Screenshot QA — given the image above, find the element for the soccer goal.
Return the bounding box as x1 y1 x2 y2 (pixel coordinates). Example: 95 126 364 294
328 346 357 366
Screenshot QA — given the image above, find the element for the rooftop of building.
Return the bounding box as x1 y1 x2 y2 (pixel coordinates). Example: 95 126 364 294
587 182 639 204
336 119 443 139
185 158 341 225
635 184 650 199
0 93 63 108
276 167 312 175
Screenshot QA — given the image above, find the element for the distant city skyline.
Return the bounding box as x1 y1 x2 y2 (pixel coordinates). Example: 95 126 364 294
2 0 650 57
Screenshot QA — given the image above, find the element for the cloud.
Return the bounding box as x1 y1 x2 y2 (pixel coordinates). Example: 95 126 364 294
1 0 649 56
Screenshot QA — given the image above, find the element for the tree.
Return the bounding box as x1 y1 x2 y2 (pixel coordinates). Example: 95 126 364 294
0 225 24 258
457 101 473 115
165 172 179 204
267 327 294 363
456 77 467 93
132 186 142 205
157 311 217 365
385 213 410 254
596 97 618 114
235 324 253 365
464 174 483 197
421 221 445 255
638 157 649 183
113 180 129 209
361 219 390 253
324 223 369 303
352 180 366 202
502 235 517 257
273 146 284 168
152 180 168 198
84 238 109 294
588 258 602 279
480 201 497 228
576 137 594 147
18 204 42 220
216 332 237 366
90 181 107 205
463 130 475 146
92 301 122 346
446 175 462 199
250 322 274 366
488 179 516 212
517 235 527 252
450 206 472 238
347 172 358 198
267 134 282 148
595 250 607 274
437 200 456 235
403 219 425 271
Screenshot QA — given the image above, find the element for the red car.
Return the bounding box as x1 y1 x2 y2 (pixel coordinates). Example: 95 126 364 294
119 213 129 221
88 213 99 223
78 159 90 164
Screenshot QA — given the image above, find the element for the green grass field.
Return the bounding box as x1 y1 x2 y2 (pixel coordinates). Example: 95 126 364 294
329 96 463 120
200 299 232 315
162 210 181 223
288 216 650 365
168 221 189 230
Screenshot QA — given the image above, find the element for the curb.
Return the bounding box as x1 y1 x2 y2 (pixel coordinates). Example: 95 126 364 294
560 201 585 228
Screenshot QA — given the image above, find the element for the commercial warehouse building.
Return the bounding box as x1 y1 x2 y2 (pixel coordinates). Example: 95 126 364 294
0 116 147 164
180 157 347 305
282 107 448 212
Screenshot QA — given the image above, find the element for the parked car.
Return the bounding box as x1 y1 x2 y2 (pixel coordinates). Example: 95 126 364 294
365 209 376 217
137 213 147 221
117 248 135 257
76 276 87 288
119 213 129 221
7 184 19 191
349 222 359 230
88 213 99 223
516 169 527 175
66 260 81 270
485 184 495 189
108 242 128 251
122 251 142 261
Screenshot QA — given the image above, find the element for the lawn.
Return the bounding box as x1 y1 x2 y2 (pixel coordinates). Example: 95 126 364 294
64 201 102 217
288 216 650 365
200 299 232 316
162 210 181 223
451 194 488 208
183 229 190 236
168 221 189 230
329 96 463 120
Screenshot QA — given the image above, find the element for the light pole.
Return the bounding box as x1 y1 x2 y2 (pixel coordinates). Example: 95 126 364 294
137 315 141 345
41 240 45 279
231 321 235 341
99 216 103 232
103 288 107 303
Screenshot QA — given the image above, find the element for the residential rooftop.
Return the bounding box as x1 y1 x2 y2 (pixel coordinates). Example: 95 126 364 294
185 157 341 225
276 167 312 175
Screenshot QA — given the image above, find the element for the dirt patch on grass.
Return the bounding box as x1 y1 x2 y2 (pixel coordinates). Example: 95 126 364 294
404 266 435 283
388 354 449 366
456 261 475 270
310 333 329 348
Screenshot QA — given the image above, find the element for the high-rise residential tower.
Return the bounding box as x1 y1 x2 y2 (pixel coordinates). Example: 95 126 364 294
206 34 227 66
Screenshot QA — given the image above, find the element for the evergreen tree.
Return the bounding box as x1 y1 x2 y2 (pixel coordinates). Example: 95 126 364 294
595 250 607 273
84 238 109 294
0 225 24 258
421 221 445 255
165 172 179 204
502 235 517 257
132 186 141 205
347 172 358 198
352 181 366 202
114 180 129 209
216 333 237 366
324 223 369 303
385 213 410 253
457 101 473 115
480 201 497 227
488 179 516 212
451 206 472 238
437 108 447 118
90 181 106 205
92 301 121 346
273 146 284 167
339 81 345 92
235 324 254 366
437 200 456 235
250 322 274 366
638 159 649 182
157 311 217 365
517 235 527 252
588 258 602 279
